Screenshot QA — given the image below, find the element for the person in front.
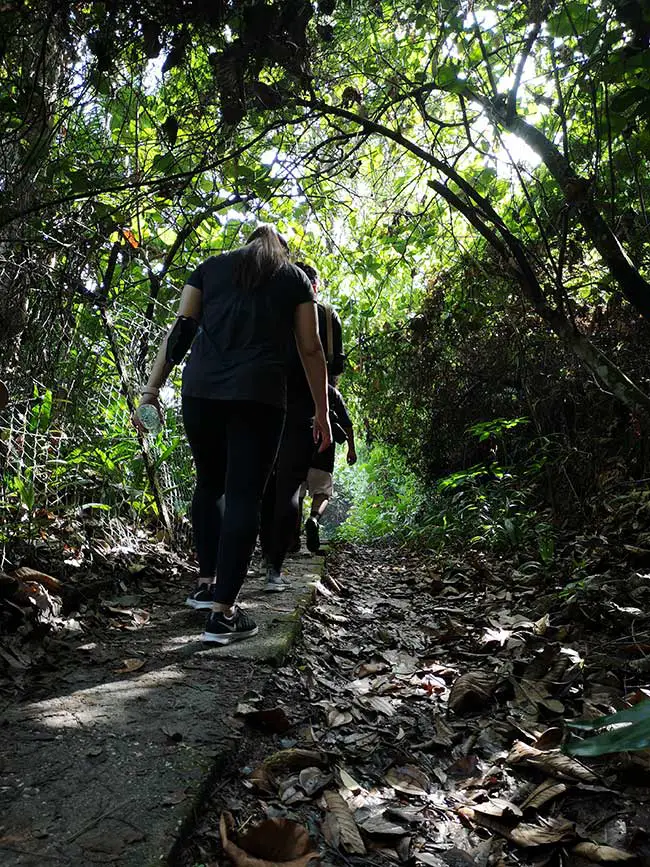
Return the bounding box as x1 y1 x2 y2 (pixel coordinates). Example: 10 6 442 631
135 226 331 644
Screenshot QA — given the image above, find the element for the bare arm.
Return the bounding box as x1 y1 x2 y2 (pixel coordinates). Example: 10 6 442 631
344 425 357 464
294 301 331 450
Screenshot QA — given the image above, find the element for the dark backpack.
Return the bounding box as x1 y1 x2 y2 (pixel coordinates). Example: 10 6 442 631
319 303 346 377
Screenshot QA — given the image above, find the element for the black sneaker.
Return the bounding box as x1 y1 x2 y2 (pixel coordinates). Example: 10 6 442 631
305 516 320 553
185 585 214 609
202 608 259 644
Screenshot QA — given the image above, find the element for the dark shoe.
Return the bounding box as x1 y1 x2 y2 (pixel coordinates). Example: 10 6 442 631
202 607 259 644
185 585 215 609
305 516 320 553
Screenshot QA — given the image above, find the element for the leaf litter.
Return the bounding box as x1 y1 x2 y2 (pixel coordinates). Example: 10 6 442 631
175 542 650 865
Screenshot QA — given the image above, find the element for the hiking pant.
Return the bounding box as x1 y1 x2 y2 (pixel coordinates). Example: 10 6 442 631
182 396 284 605
260 414 315 571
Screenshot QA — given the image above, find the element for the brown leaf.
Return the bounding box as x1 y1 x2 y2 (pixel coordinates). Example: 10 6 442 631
357 695 395 716
338 767 361 792
519 779 568 811
460 807 575 847
448 671 497 714
13 567 64 594
355 660 390 678
356 812 407 837
322 791 366 855
250 749 329 792
327 708 353 727
114 658 145 674
299 767 332 797
162 790 186 806
238 706 292 733
532 727 564 750
472 798 522 824
571 842 637 863
507 740 597 782
385 764 431 796
220 811 318 867
509 816 575 847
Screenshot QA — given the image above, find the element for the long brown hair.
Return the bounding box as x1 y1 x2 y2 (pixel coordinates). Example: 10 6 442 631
233 225 290 291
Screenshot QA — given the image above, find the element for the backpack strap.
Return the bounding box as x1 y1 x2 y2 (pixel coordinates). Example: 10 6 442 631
324 303 334 365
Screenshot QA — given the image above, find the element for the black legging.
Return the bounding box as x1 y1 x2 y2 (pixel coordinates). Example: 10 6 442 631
259 413 315 571
182 396 284 605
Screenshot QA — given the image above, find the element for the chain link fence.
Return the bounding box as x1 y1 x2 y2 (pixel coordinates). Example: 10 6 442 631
0 294 194 564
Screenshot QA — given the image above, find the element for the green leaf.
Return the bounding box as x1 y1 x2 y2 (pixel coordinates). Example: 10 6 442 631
151 153 176 175
609 86 648 113
566 699 650 731
565 700 650 757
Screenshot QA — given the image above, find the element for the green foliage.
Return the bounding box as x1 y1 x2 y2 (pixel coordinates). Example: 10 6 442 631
565 701 650 756
336 443 427 543
2 0 650 538
336 435 555 557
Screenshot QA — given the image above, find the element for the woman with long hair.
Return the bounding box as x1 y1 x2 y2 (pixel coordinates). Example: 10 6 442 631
135 226 331 644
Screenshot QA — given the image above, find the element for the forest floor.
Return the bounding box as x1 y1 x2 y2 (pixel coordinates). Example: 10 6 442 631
174 541 650 867
3 524 650 866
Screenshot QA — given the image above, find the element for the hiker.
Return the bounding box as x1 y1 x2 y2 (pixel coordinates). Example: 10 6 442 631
259 262 345 588
134 226 331 644
300 382 357 553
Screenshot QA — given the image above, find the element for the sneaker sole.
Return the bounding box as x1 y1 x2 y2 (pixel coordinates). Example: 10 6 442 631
264 582 288 593
185 598 214 609
305 521 320 553
201 626 259 644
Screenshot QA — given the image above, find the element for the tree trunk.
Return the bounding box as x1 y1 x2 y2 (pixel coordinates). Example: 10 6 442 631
492 106 650 321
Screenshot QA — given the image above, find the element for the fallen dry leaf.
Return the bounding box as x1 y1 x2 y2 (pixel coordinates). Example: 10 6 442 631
322 790 366 855
298 766 332 797
13 567 64 594
509 816 575 847
114 658 145 674
327 708 353 727
338 767 361 792
385 764 431 796
220 811 318 867
357 695 395 716
532 727 564 750
571 842 637 863
355 660 390 678
355 811 407 837
507 740 598 782
250 749 329 792
460 807 575 847
519 779 568 811
237 706 291 734
162 790 186 806
471 798 522 824
448 671 497 714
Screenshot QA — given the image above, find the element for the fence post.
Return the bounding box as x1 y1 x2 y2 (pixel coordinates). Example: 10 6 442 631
99 307 175 544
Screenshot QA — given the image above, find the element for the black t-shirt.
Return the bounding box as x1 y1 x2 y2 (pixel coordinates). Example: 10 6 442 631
181 252 315 408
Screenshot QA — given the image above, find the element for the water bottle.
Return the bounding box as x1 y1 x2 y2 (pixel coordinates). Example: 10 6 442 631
136 403 162 436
